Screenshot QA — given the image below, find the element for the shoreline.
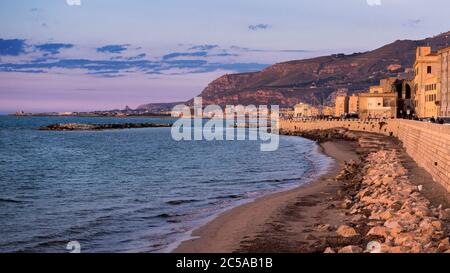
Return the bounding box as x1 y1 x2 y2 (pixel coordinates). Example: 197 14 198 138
174 139 359 253
175 129 450 253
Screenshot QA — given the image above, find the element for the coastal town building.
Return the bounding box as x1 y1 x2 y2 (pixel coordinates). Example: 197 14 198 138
294 103 312 118
413 46 441 118
358 93 397 119
58 112 74 116
369 85 385 94
342 76 413 120
283 104 328 119
335 95 349 117
322 106 334 117
439 46 450 117
358 82 397 120
331 76 412 120
310 106 320 117
348 94 359 114
369 78 397 94
393 78 414 118
280 108 295 119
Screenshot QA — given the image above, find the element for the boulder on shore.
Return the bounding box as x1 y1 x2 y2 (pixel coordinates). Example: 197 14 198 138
336 225 358 238
322 149 450 253
338 245 363 253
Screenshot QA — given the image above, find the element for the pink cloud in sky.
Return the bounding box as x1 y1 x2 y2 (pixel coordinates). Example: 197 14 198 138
0 70 228 113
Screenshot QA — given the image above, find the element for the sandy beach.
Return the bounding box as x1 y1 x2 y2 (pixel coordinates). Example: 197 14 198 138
175 140 359 253
175 130 450 253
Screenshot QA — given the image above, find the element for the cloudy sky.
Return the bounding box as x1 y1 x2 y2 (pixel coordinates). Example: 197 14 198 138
1 0 449 113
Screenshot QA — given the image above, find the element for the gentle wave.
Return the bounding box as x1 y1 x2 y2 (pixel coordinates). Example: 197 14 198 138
0 198 27 204
0 116 333 253
166 199 200 206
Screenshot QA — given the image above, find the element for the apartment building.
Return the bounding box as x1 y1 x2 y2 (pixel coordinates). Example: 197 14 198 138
413 46 441 118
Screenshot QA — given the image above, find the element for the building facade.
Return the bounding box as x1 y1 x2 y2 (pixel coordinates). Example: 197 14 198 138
322 106 334 117
335 95 349 117
358 92 397 120
280 108 295 119
440 47 450 117
413 46 441 118
357 80 398 119
294 103 312 118
393 78 414 118
310 106 320 117
349 95 359 114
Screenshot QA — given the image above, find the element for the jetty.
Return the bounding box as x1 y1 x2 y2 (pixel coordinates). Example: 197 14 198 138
39 123 173 131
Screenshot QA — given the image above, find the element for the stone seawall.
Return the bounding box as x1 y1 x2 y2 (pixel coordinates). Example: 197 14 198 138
280 119 450 192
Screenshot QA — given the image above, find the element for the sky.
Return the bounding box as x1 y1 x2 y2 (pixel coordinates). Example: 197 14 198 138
1 0 450 113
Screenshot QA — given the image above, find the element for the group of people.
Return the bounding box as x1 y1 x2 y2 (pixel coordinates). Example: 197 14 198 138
429 117 447 124
403 113 447 124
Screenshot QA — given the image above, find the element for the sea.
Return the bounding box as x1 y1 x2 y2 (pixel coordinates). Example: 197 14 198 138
0 116 333 253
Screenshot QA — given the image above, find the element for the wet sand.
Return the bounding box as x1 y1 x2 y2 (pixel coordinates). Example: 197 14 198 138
174 140 359 253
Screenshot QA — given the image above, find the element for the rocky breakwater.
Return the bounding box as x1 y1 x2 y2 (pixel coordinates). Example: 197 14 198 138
325 150 450 253
39 123 173 131
281 128 359 143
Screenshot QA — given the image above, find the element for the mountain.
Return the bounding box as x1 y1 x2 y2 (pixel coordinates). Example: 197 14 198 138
139 31 450 111
136 102 184 113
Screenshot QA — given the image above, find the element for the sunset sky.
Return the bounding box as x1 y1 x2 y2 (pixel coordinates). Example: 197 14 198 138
1 0 449 113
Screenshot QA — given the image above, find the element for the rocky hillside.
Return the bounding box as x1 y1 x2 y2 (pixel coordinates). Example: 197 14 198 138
136 102 184 112
140 31 450 110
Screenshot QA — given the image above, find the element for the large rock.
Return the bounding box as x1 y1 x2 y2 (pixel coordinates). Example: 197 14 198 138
389 201 403 211
338 245 363 254
438 238 449 252
431 220 443 231
399 212 420 226
409 242 423 253
336 225 358 238
384 219 402 230
324 247 336 253
387 246 410 253
367 226 388 239
394 232 415 246
321 147 449 253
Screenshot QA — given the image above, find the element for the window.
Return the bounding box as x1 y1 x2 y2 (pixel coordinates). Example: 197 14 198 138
427 66 432 74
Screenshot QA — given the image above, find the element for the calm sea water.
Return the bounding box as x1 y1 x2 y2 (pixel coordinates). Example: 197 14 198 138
0 116 333 253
